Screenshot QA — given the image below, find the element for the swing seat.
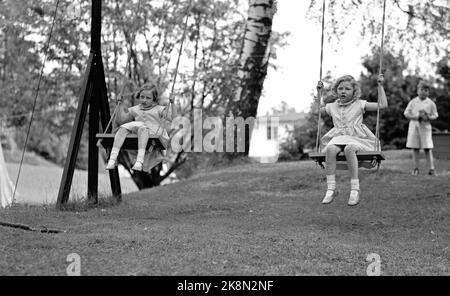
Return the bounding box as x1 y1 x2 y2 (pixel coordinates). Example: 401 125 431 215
308 151 385 169
96 133 166 150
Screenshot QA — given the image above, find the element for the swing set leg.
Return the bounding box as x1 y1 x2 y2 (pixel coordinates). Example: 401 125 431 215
375 161 381 178
56 0 121 209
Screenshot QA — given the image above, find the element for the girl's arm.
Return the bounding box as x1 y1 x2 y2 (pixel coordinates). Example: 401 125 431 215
319 99 327 113
115 102 134 126
365 74 388 111
316 81 327 113
161 97 178 121
169 99 177 120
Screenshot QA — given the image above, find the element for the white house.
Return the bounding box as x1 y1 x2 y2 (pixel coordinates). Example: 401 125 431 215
249 111 306 163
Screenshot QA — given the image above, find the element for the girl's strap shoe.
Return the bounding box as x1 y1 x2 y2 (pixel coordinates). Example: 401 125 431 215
132 161 144 172
348 190 360 206
322 190 338 204
105 159 117 170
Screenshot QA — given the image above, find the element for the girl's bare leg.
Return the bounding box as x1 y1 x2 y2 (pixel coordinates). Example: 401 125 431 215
106 127 130 169
344 144 360 206
323 145 341 204
343 144 358 180
132 127 150 171
325 144 341 176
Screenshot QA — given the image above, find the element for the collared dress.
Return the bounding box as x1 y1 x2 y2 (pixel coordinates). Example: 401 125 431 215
321 99 379 152
120 104 171 149
119 104 172 172
404 97 438 149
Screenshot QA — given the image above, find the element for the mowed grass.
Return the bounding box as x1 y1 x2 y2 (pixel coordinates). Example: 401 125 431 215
1 150 449 275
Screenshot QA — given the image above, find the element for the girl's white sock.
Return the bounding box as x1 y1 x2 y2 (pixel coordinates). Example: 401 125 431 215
109 147 120 161
136 148 146 163
326 175 336 190
350 179 360 191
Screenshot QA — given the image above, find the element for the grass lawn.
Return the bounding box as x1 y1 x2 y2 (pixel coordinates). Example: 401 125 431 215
0 150 449 275
4 153 138 205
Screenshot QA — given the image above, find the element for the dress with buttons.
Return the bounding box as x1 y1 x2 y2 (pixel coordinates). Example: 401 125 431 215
321 99 379 152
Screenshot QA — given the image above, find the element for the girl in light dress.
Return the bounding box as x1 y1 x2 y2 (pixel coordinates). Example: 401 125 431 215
317 74 387 206
105 83 176 172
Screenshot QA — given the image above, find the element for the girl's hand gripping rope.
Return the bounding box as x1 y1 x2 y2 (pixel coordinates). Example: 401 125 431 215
96 95 125 148
317 81 324 92
316 81 325 107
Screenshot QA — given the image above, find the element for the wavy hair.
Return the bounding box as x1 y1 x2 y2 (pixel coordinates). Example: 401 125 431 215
332 75 361 101
133 83 159 102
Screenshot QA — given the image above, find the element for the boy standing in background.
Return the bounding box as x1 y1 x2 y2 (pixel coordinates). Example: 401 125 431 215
404 81 439 176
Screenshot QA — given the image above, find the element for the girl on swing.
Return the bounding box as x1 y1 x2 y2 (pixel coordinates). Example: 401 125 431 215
105 83 176 172
317 74 387 206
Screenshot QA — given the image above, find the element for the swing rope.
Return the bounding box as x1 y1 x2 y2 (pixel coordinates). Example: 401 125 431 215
314 0 387 154
169 4 191 105
97 0 142 145
314 0 326 153
99 0 192 143
158 0 192 131
374 0 387 152
12 0 61 204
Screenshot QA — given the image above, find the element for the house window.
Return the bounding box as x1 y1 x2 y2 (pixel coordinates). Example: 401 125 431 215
267 126 278 140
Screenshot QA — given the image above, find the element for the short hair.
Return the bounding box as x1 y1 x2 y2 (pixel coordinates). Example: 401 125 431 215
332 75 362 100
134 83 159 102
417 80 430 90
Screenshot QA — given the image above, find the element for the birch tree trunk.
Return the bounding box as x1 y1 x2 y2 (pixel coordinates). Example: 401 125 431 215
235 0 276 153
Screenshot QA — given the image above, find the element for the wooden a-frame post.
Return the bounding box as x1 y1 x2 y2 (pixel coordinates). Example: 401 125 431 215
56 0 121 209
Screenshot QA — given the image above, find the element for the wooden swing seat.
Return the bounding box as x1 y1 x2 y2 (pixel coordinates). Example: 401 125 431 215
309 151 385 168
96 133 166 150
